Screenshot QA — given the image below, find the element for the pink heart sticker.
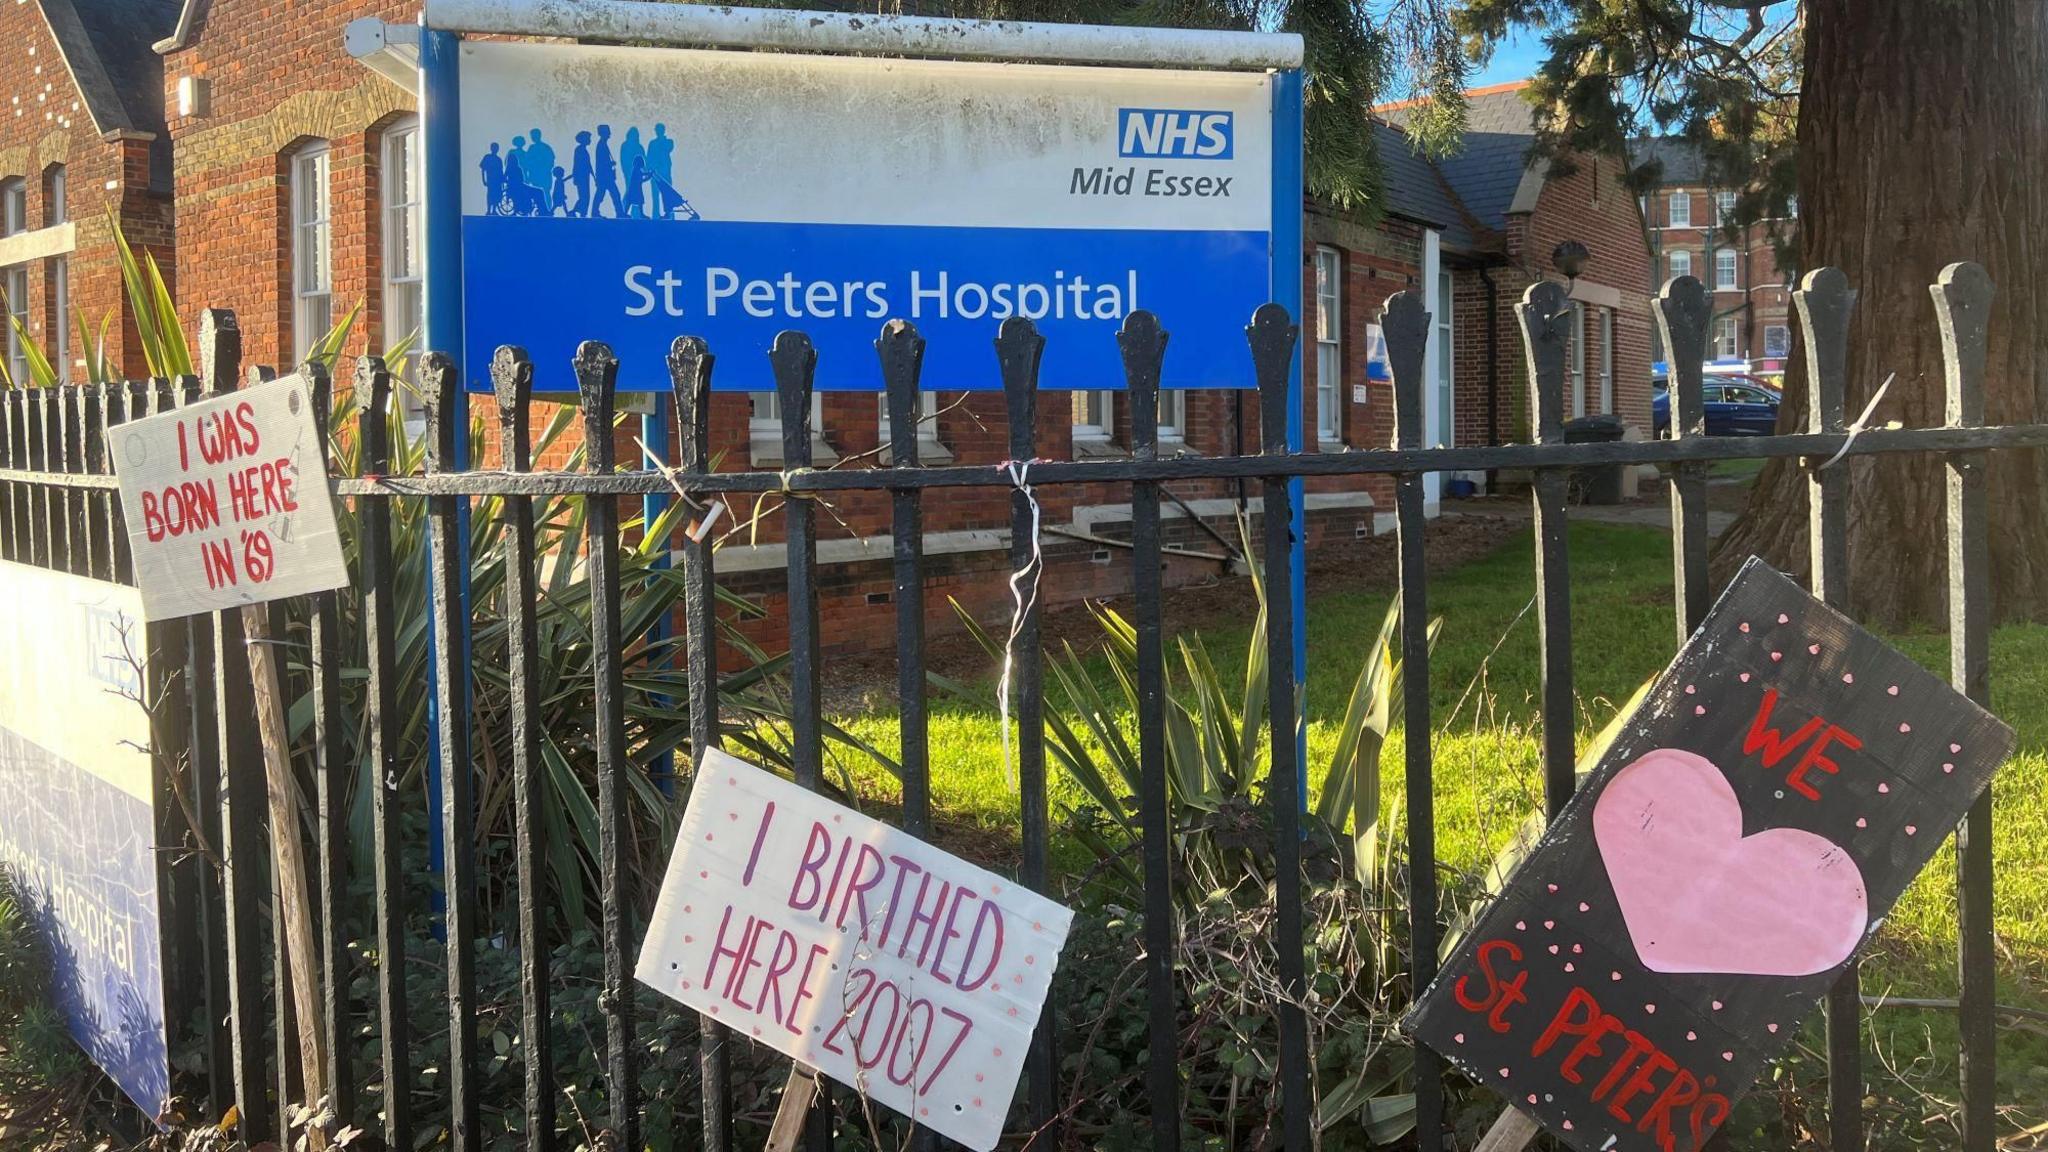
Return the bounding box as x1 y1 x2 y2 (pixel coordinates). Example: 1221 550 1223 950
1771 651 1783 662
1887 685 1899 696
1900 722 1912 733
1809 644 1821 655
1739 672 1751 682
1778 614 1790 624
1951 743 1963 753
1594 748 1868 977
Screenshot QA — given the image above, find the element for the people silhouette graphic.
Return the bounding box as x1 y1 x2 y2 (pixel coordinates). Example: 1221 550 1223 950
479 142 505 215
647 123 675 187
592 124 623 218
625 157 650 219
502 152 545 216
485 123 697 221
508 135 529 206
619 126 647 219
525 128 556 214
569 131 593 218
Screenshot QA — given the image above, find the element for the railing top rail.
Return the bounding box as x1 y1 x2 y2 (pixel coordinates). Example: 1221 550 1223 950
6 420 2038 496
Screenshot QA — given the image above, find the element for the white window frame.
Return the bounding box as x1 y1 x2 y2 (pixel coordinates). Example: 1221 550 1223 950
1314 246 1342 445
1763 324 1791 358
1668 249 1692 283
1071 389 1114 442
3 180 26 385
382 120 422 353
48 255 65 382
1598 307 1614 414
876 390 943 446
1715 247 1740 291
1666 191 1691 229
1714 316 1741 359
44 168 64 379
1714 190 1737 226
1435 266 1454 447
1157 387 1186 443
751 390 826 440
290 143 334 367
43 165 62 226
1567 301 1587 418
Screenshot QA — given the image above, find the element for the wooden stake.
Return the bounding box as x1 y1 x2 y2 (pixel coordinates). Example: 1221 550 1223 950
763 1064 822 1152
1474 1107 1544 1152
242 604 327 1141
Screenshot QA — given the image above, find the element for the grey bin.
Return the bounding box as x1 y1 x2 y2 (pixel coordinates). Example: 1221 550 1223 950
1562 413 1627 505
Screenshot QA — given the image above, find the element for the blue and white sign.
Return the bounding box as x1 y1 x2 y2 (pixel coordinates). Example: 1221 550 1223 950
455 41 1277 390
0 561 167 1121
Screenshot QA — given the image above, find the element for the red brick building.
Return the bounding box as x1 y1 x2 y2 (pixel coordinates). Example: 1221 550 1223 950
1631 137 1797 374
1374 82 1659 472
0 0 179 385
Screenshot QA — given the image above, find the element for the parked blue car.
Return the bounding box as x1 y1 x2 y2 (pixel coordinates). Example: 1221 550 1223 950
1653 372 1783 437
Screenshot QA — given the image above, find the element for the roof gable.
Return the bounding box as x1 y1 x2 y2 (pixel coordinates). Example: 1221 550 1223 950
1379 83 1541 238
40 0 180 137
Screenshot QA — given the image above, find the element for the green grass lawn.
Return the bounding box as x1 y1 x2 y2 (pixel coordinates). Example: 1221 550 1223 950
827 520 2048 1135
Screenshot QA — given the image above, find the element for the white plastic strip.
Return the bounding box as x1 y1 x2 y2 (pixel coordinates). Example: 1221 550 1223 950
420 0 1303 70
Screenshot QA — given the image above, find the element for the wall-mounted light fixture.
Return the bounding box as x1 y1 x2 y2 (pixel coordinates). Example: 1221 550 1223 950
176 75 211 118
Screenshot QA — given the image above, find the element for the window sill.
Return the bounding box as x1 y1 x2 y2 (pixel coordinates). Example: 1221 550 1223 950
750 438 840 469
1315 438 1353 454
1072 437 1128 461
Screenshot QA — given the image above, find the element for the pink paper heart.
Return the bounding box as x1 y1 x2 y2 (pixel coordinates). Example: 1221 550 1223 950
1900 722 1912 733
1740 622 1750 632
1778 614 1790 624
1887 685 1899 696
1594 747 1868 977
1951 743 1963 753
1739 672 1751 682
1809 644 1821 655
1771 651 1783 662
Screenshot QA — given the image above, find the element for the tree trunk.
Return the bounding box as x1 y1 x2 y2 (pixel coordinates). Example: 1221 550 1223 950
1712 0 2048 626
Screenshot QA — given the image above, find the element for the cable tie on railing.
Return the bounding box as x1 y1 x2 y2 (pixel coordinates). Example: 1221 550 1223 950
777 467 820 501
1814 372 1898 472
996 457 1045 792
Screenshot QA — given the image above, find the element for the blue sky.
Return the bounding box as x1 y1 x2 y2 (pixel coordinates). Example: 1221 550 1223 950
1467 25 1549 88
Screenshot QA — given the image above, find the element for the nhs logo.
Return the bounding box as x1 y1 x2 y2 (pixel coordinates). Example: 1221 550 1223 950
1118 109 1233 160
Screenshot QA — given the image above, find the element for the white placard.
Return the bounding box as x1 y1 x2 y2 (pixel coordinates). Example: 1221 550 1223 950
637 749 1074 1151
111 376 348 621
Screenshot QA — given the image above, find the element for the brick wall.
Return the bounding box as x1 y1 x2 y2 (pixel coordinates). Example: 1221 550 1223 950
1468 152 1657 443
161 0 418 374
0 4 172 381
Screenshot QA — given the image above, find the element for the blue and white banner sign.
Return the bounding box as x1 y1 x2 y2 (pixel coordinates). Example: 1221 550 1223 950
0 561 167 1121
455 41 1277 390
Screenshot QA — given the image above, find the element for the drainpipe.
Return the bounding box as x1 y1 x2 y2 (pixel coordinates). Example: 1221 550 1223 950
1479 263 1501 489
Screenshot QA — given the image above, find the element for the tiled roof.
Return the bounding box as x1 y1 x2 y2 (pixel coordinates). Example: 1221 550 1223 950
1371 121 1487 252
42 0 180 137
1629 137 1707 186
1380 83 1540 239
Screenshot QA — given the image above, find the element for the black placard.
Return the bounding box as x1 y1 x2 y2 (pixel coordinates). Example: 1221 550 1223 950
1406 558 2013 1152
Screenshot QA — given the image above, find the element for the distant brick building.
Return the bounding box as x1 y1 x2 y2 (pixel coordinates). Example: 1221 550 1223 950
1631 137 1797 373
0 0 178 385
1374 82 1659 466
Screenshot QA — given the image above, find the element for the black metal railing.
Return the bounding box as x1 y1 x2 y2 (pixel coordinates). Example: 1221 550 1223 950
0 260 2025 1152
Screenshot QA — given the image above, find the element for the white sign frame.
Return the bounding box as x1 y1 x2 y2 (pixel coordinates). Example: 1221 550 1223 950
638 749 1074 1150
111 375 348 621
